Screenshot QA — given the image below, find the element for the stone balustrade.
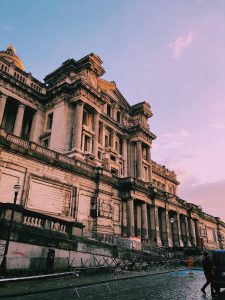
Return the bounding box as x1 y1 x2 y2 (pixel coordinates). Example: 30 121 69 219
0 129 94 173
0 202 84 238
152 160 178 182
6 134 30 148
0 58 46 94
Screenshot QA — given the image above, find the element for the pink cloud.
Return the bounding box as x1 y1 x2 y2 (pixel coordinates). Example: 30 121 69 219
169 32 196 58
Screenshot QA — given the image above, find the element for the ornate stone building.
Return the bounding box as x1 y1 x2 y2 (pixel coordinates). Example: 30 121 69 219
0 45 224 252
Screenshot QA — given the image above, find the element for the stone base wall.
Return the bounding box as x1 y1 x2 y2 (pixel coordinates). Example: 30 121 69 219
0 240 115 272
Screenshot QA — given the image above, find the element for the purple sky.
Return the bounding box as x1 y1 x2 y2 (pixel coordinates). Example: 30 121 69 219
0 0 225 220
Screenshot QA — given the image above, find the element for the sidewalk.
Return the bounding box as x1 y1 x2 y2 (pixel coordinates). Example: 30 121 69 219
0 268 184 298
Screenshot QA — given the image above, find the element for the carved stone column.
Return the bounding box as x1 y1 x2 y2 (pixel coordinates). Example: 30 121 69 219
165 209 173 247
127 198 134 237
188 218 197 246
184 215 192 246
136 205 142 237
73 101 84 150
136 140 142 179
92 112 99 159
141 202 148 239
194 219 201 247
127 141 133 177
122 201 128 236
149 205 162 247
122 138 128 177
13 103 25 137
0 94 7 126
160 209 172 247
146 145 152 182
173 213 184 247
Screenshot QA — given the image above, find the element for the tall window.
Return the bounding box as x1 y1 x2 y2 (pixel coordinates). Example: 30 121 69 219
105 135 109 148
107 104 111 117
83 110 88 126
142 147 147 160
144 166 148 181
116 111 121 123
46 113 53 130
119 139 123 155
84 135 91 152
42 138 50 148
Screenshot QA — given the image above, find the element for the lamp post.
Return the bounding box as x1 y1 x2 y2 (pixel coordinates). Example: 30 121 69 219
0 181 21 276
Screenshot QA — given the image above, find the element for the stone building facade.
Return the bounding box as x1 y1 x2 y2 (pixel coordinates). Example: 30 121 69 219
0 45 224 251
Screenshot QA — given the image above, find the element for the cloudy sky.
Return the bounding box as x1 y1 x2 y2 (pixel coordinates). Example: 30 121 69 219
0 0 225 220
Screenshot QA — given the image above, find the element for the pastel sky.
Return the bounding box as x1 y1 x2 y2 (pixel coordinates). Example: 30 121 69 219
0 0 225 220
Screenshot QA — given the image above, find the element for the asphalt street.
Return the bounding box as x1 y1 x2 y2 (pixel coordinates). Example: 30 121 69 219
1 270 225 300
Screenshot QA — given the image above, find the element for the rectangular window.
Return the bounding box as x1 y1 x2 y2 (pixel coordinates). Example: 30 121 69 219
98 151 102 160
107 104 111 117
46 113 53 130
110 155 116 161
119 139 123 155
144 167 148 181
84 135 90 152
115 141 119 152
105 135 109 148
83 110 88 126
119 162 123 176
43 138 50 148
116 111 121 123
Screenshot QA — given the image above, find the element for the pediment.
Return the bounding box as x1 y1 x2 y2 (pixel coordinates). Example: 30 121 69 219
98 78 130 110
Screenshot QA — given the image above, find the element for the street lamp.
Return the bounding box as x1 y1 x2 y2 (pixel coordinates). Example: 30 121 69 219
0 180 21 276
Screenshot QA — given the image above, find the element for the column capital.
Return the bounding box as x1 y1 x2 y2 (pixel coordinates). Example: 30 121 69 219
76 99 84 106
93 110 99 116
0 93 7 100
18 103 25 108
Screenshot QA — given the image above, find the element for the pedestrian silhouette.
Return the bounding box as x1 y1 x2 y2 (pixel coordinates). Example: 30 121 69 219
201 252 212 295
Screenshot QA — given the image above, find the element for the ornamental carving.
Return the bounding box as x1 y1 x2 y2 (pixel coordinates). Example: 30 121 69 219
98 199 113 219
0 79 42 109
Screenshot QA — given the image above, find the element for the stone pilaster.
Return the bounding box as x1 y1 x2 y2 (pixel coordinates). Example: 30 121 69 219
13 103 25 137
92 112 99 159
141 202 148 239
149 205 162 247
64 105 74 151
122 138 128 177
136 140 142 179
29 110 44 143
146 145 152 182
73 100 84 151
111 130 116 149
127 198 134 237
0 94 7 126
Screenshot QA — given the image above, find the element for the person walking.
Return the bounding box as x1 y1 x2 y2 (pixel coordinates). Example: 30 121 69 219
201 251 212 295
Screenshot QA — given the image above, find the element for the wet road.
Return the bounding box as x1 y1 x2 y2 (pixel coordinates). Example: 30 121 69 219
5 270 225 300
